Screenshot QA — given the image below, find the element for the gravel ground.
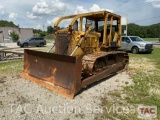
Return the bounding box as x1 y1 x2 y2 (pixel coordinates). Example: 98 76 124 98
0 71 132 120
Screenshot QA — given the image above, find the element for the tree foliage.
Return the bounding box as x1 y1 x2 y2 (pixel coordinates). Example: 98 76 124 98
33 29 43 34
9 31 19 42
122 23 160 38
0 20 17 27
39 31 47 37
47 26 54 34
33 29 48 37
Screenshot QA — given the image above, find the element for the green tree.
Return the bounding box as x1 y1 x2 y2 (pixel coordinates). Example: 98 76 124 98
122 23 159 38
39 31 47 37
0 20 17 27
47 26 54 34
9 31 19 42
33 29 43 34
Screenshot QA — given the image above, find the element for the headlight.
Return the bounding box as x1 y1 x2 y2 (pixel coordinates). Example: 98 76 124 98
139 44 145 47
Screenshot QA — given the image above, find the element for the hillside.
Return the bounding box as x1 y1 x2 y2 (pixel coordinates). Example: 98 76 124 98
0 20 17 27
122 23 160 38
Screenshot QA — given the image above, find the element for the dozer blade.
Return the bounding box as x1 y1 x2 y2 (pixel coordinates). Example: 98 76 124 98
20 49 82 99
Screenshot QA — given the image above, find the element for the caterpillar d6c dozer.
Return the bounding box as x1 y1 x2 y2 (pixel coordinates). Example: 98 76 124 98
20 11 129 99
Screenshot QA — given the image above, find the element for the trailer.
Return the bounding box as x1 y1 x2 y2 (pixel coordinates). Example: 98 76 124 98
0 47 24 61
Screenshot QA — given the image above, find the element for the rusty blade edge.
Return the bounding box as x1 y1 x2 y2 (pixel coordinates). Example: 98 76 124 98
24 49 77 63
20 72 75 99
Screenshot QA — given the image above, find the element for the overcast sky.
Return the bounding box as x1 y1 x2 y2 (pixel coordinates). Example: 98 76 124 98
0 0 160 30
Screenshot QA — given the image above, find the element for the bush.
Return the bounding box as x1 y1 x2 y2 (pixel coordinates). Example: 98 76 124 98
39 31 47 37
9 31 19 42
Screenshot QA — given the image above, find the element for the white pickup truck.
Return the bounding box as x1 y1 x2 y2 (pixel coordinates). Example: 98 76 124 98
118 36 153 54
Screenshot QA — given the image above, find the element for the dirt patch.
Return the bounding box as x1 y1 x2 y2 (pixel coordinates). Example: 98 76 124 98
129 57 157 74
154 44 160 48
0 76 6 84
0 72 132 120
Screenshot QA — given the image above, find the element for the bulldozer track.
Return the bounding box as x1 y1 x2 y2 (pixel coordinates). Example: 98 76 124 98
82 51 129 79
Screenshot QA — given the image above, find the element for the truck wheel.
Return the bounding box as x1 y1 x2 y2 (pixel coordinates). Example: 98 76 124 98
132 47 139 54
39 43 44 47
23 43 28 48
148 51 152 54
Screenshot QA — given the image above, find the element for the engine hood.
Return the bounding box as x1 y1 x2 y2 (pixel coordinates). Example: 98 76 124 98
133 41 153 45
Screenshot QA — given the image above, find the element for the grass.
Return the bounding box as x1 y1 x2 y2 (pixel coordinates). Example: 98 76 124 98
34 45 52 52
129 47 160 69
0 60 23 76
143 38 160 42
46 38 54 43
98 47 160 120
108 91 121 98
125 47 160 119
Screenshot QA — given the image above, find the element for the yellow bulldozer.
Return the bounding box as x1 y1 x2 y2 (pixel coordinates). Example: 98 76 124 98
20 11 129 99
